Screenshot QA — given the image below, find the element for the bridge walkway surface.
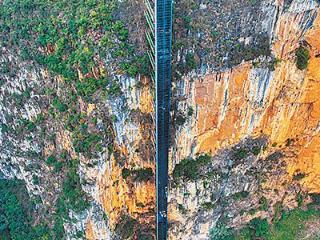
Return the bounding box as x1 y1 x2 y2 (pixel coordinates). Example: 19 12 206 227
144 0 173 238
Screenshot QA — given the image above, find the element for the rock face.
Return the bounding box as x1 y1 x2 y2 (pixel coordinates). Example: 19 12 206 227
1 0 320 239
0 50 155 239
169 0 320 239
0 1 155 239
96 76 155 234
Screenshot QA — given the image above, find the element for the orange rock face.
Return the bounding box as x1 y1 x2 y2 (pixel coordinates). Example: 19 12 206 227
85 219 97 240
184 10 320 193
86 6 320 239
96 78 156 236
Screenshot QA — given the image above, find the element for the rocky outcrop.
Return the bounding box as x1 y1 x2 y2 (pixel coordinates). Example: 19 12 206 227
0 51 155 239
1 0 320 239
169 0 320 239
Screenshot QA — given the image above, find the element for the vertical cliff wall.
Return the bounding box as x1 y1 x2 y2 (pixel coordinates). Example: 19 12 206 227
2 0 320 239
0 1 155 239
169 0 320 239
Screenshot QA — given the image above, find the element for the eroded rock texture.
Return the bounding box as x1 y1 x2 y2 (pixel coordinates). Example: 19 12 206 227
169 0 320 239
1 0 320 239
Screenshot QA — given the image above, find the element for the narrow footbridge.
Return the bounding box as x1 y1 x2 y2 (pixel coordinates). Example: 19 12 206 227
144 0 173 238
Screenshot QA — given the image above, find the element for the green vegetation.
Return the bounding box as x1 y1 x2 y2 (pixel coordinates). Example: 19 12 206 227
249 218 270 238
132 168 154 182
268 58 281 71
232 191 249 201
201 202 215 210
292 171 306 181
233 148 248 160
52 159 90 238
259 196 268 211
115 214 138 239
230 34 271 67
0 0 149 79
210 223 234 240
296 46 310 70
178 204 188 214
268 206 320 240
76 77 109 102
285 138 294 147
211 204 320 240
310 193 320 204
0 1 151 238
0 179 50 240
175 114 186 126
122 168 131 180
251 146 261 156
59 159 89 213
173 154 211 182
296 192 304 207
187 106 194 116
46 155 63 172
52 97 68 112
122 167 154 182
185 52 197 71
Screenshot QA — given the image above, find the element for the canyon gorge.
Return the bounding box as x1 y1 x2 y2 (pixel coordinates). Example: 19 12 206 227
0 0 320 239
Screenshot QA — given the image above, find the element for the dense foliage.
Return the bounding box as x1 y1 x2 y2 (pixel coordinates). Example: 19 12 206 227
209 223 234 240
0 0 149 79
122 167 154 182
0 179 50 240
173 154 211 181
211 204 320 240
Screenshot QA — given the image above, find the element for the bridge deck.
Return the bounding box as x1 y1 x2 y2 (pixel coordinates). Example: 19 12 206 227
155 0 173 239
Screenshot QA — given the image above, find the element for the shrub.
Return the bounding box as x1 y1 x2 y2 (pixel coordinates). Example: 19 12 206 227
251 146 261 156
46 155 63 172
270 207 320 239
209 223 234 240
233 148 247 160
122 168 131 180
0 179 49 239
60 160 89 213
178 204 187 214
132 168 153 182
232 191 249 200
297 193 304 207
73 132 102 154
249 218 270 238
52 97 68 112
0 123 9 134
173 154 211 181
296 46 310 70
122 168 153 182
175 114 186 126
292 172 306 181
115 214 138 239
137 232 153 240
76 77 108 102
259 196 268 211
46 155 57 165
310 193 320 204
201 202 214 210
187 106 194 116
185 52 197 71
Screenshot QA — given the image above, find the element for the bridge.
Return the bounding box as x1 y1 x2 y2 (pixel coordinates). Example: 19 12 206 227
144 0 173 238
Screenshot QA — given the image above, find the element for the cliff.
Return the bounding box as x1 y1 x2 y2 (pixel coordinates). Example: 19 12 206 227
0 1 155 239
169 0 320 239
1 0 320 239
